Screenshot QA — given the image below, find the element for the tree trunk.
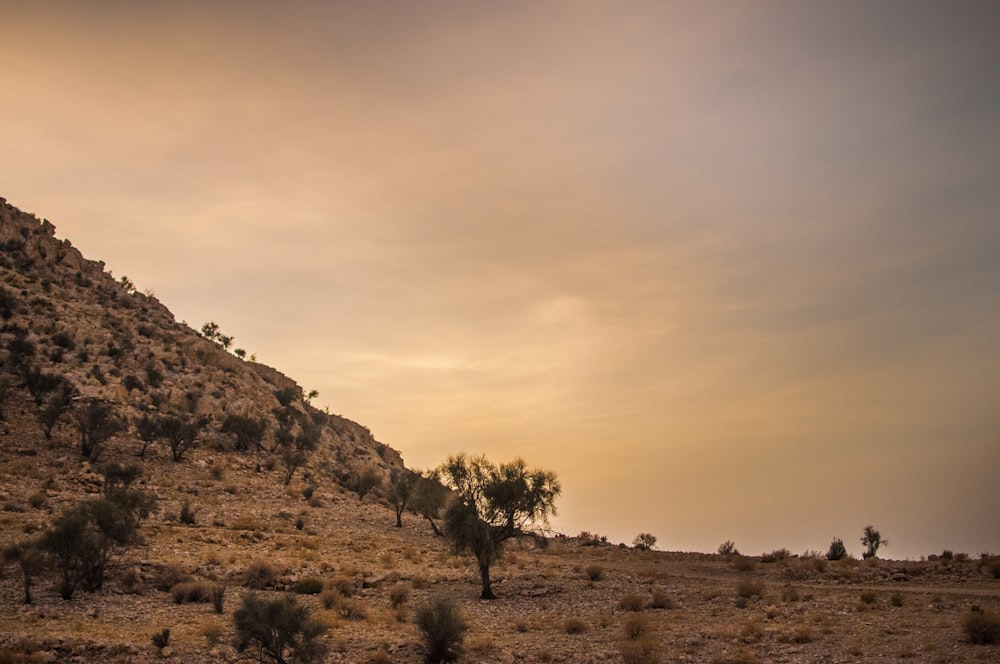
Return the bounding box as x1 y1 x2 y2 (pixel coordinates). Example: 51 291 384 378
478 559 496 600
395 507 403 528
424 515 442 537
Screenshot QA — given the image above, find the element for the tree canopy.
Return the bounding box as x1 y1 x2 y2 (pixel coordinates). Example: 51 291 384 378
438 453 560 599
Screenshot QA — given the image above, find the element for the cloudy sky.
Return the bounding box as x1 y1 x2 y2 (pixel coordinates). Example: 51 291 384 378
3 0 998 559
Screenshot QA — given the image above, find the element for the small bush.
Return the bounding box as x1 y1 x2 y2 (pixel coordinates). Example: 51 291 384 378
736 579 765 600
172 581 213 604
618 592 646 612
320 588 340 610
415 597 468 663
212 583 226 613
623 613 650 640
718 540 740 556
180 500 197 525
389 582 411 608
564 617 587 634
155 563 191 591
962 607 1000 644
151 628 170 650
244 559 278 589
336 597 368 621
733 556 756 573
649 589 673 609
28 492 47 509
233 593 328 663
859 590 877 605
292 577 324 595
761 548 791 563
199 619 224 646
330 574 354 597
585 564 605 581
891 592 904 607
619 635 659 664
826 537 847 561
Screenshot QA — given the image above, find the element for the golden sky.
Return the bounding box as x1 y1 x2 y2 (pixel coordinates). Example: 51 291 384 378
3 1 999 558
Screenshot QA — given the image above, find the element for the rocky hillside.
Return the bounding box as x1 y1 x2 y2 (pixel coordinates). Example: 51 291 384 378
0 196 404 480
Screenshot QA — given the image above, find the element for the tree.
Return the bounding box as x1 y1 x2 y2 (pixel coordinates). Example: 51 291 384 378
159 415 202 462
232 592 328 664
438 453 560 599
388 468 419 528
411 471 448 536
39 378 77 439
718 540 740 556
827 537 847 561
2 540 47 604
75 399 125 461
632 533 657 552
135 412 160 457
861 525 887 560
221 414 268 452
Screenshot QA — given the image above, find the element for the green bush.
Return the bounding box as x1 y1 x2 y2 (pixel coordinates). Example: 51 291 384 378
415 597 468 663
827 538 847 561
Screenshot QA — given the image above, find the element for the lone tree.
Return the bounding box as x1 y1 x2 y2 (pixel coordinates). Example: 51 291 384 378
827 537 848 561
388 468 419 528
438 453 560 599
861 525 888 559
632 533 657 551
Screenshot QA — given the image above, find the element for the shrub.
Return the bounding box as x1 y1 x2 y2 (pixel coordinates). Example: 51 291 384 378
244 559 278 589
827 537 847 561
172 581 213 604
233 592 328 663
389 582 411 608
28 492 47 509
623 613 650 640
585 564 605 581
336 597 368 621
619 635 659 664
415 597 468 664
649 589 673 609
890 592 904 607
861 525 887 560
618 592 645 612
736 579 764 600
733 556 756 573
291 577 324 595
761 548 791 563
330 574 354 597
564 617 587 634
180 500 197 525
859 590 877 605
212 583 226 614
199 619 224 646
155 563 191 591
711 651 762 664
962 607 1000 644
632 533 657 552
718 540 740 556
151 628 170 650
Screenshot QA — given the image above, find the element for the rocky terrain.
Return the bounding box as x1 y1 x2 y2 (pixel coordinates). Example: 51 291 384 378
1 198 998 663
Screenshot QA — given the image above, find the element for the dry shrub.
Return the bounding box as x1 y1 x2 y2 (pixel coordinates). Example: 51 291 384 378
389 582 411 609
172 581 213 604
781 586 800 602
619 635 659 664
649 589 673 609
736 579 764 600
244 559 278 589
415 597 468 664
740 620 763 643
778 624 813 643
121 567 142 593
859 590 877 605
564 617 587 634
155 562 191 591
336 597 368 621
623 613 650 640
585 564 605 581
199 619 224 646
733 557 756 573
320 588 340 610
331 574 355 597
962 607 1000 644
891 592 904 607
291 577 324 595
513 619 529 633
618 592 646 612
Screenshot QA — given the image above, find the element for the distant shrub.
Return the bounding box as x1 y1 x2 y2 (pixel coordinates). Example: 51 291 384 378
859 590 877 605
761 548 791 563
564 617 587 634
335 597 368 621
827 538 847 561
172 581 213 604
736 579 764 600
632 533 657 552
389 582 411 608
330 574 354 597
212 583 226 613
199 619 224 646
718 540 740 556
623 613 650 640
28 492 47 509
890 592 904 607
585 564 605 581
618 592 645 612
291 577 324 595
962 607 1000 644
179 500 197 525
940 549 954 561
733 556 756 573
619 635 659 664
151 628 170 650
243 559 278 589
649 589 673 609
415 597 468 664
155 563 191 591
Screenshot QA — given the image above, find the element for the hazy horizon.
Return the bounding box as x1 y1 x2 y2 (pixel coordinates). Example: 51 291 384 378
3 1 999 560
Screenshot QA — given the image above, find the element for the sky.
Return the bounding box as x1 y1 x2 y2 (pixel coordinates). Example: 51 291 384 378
2 0 999 560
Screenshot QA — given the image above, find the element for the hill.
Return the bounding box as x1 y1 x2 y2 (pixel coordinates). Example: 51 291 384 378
1 197 998 663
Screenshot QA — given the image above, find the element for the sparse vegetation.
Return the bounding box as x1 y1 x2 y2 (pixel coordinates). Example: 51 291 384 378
233 592 328 663
415 597 468 663
718 540 740 556
861 525 887 560
962 606 1000 644
827 537 847 561
632 532 657 551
